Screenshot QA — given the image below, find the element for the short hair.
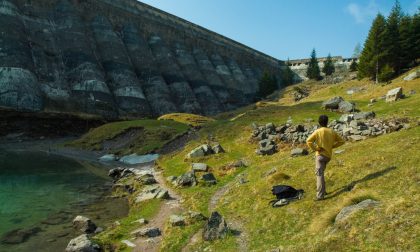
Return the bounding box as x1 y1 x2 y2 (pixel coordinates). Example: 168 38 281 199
318 115 328 127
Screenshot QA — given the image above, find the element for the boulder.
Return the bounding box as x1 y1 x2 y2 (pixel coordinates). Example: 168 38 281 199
72 216 97 234
65 234 100 252
1 227 41 244
202 212 228 241
338 100 356 113
135 185 169 203
131 227 161 238
121 240 136 248
335 199 379 223
290 148 309 157
338 114 354 123
256 143 276 155
169 215 186 226
403 70 419 81
136 174 157 185
322 96 344 110
187 144 216 158
174 171 197 187
386 87 403 102
211 143 225 154
348 135 366 141
166 176 177 184
201 173 217 185
192 163 208 172
353 111 375 121
132 218 148 225
186 211 207 223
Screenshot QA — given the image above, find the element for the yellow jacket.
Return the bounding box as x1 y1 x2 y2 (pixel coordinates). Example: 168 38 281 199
306 127 345 159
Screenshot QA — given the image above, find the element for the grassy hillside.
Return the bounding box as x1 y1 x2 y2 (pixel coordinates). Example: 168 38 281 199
156 71 420 251
67 119 189 155
71 69 420 251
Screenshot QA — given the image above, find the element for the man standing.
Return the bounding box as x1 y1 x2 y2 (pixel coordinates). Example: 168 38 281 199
306 115 345 200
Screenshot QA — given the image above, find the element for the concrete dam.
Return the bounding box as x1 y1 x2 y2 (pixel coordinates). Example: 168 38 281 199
0 0 284 118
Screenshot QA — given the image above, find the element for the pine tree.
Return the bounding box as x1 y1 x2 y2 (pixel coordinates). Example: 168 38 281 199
399 15 414 69
350 60 358 72
357 14 387 81
306 49 321 80
281 59 295 86
382 0 403 74
322 54 335 76
258 71 277 98
411 10 420 65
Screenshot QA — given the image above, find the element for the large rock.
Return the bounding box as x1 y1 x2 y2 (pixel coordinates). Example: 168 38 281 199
212 143 225 154
174 171 197 187
192 163 208 172
386 87 403 102
169 215 186 226
403 70 419 81
290 148 309 157
338 100 356 113
353 111 376 120
322 96 344 110
202 212 228 241
135 185 169 203
131 227 161 238
72 216 97 234
65 234 101 252
335 199 379 223
201 173 217 185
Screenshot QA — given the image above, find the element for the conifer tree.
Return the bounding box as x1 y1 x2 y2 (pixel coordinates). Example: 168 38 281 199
306 49 321 80
350 60 358 72
399 15 414 69
357 14 387 81
411 10 420 65
281 59 295 86
382 0 403 74
322 54 335 76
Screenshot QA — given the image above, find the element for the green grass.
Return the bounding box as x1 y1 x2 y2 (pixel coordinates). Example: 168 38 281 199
158 113 215 127
67 119 189 155
156 73 420 251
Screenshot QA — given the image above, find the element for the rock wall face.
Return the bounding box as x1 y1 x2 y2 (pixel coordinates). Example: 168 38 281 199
0 0 283 118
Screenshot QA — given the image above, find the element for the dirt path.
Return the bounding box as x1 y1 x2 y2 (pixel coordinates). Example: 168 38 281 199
132 168 184 252
182 175 249 252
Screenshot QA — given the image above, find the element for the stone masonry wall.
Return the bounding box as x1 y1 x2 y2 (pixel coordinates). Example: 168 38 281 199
0 0 283 118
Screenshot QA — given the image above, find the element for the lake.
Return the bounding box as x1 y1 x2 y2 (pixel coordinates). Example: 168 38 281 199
0 149 128 251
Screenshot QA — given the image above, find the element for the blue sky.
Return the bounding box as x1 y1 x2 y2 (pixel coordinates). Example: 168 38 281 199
139 0 419 60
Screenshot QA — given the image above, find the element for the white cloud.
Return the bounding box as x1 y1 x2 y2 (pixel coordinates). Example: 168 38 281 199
346 0 379 24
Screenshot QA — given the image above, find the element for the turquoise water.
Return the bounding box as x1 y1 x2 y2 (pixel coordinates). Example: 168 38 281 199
0 149 128 251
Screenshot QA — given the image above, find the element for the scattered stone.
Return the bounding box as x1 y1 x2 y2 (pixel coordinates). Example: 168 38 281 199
305 118 314 123
169 215 186 226
132 218 148 225
1 227 41 244
65 234 100 252
94 227 103 234
322 96 344 110
131 227 161 238
403 70 419 81
408 90 416 95
121 240 136 248
186 211 207 223
187 145 206 158
292 86 309 101
192 163 208 172
256 139 277 155
174 171 197 187
370 98 377 103
136 174 157 185
335 199 379 223
108 167 132 181
201 173 217 185
135 185 169 203
386 87 403 102
348 135 366 141
166 176 177 184
211 143 225 154
263 168 277 177
72 216 97 234
338 100 356 113
339 114 354 123
290 148 309 157
99 154 117 162
202 212 228 241
353 111 376 121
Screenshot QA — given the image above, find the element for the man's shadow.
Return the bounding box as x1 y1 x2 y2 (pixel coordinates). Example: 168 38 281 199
326 166 397 199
